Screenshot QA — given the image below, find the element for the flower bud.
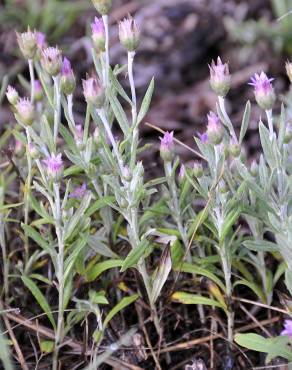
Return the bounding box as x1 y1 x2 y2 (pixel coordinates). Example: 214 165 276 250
284 123 292 144
6 86 19 105
41 47 62 76
178 164 185 184
160 131 174 162
74 124 84 149
27 142 39 159
286 61 292 83
91 17 106 52
43 153 63 182
228 137 240 157
82 76 105 108
249 72 275 111
91 0 112 15
36 32 46 50
193 161 203 178
119 16 140 52
69 183 87 199
209 57 231 97
16 27 37 60
34 80 43 102
206 112 224 145
15 98 34 125
250 160 258 177
122 166 132 182
60 58 76 95
198 132 208 144
15 139 25 158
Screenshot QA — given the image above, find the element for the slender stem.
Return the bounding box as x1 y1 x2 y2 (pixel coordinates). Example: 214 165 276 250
266 109 273 141
53 75 61 147
28 59 35 104
102 15 110 87
128 51 137 125
67 94 75 132
97 108 124 173
52 182 64 370
218 96 237 141
24 128 32 263
0 213 8 300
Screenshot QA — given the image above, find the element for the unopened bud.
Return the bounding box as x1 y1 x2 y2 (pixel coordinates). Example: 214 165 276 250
27 142 39 159
250 160 258 177
74 124 84 149
82 76 105 108
15 98 34 125
60 58 76 95
122 166 132 182
206 112 223 145
91 17 106 52
91 0 112 15
209 57 231 97
249 72 275 111
41 47 62 76
119 16 140 52
228 137 240 157
34 80 43 102
6 86 19 105
16 27 37 59
15 139 25 158
160 131 174 162
178 164 185 184
193 161 203 178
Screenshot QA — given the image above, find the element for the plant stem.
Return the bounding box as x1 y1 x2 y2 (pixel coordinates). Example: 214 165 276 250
28 59 35 104
164 162 191 262
218 96 237 141
102 15 110 87
67 94 75 131
266 109 273 141
0 212 8 300
52 182 64 370
24 128 32 263
128 51 137 125
53 75 61 147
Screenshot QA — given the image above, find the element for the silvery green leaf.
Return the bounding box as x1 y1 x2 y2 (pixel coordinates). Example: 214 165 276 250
41 115 54 154
259 121 276 169
88 234 119 259
84 137 93 164
64 233 89 283
92 48 103 81
150 247 172 304
64 193 92 241
39 72 54 108
239 100 251 144
278 103 286 150
216 101 235 139
108 89 129 135
137 77 154 125
64 150 85 168
194 137 214 170
243 240 278 252
109 68 132 105
121 238 150 272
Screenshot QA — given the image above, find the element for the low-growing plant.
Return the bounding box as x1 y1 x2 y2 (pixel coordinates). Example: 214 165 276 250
1 0 292 368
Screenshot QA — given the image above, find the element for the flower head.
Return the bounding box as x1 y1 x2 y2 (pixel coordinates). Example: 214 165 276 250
119 16 140 52
36 32 46 49
15 98 34 125
61 57 76 95
206 112 223 144
249 72 275 110
6 85 19 105
193 161 203 178
91 0 112 15
198 132 208 144
178 164 185 183
16 27 37 59
41 47 62 76
209 57 231 97
281 320 292 337
160 131 174 161
82 76 104 108
69 183 87 199
91 17 105 52
228 137 240 157
43 153 63 181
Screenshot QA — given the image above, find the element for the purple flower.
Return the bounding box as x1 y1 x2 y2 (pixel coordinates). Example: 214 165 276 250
34 80 43 101
60 58 76 95
209 57 231 97
198 132 208 143
61 57 73 77
160 131 174 151
119 15 140 51
6 85 19 105
16 27 37 59
69 183 87 199
281 320 292 337
36 32 46 49
249 72 275 110
206 112 223 145
43 153 63 181
15 98 34 125
82 76 104 108
91 17 106 51
178 164 185 182
41 47 62 76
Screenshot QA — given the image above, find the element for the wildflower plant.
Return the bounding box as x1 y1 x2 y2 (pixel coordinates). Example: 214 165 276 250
2 0 292 368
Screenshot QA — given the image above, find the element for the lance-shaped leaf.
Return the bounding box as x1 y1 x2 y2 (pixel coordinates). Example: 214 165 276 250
150 247 172 304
